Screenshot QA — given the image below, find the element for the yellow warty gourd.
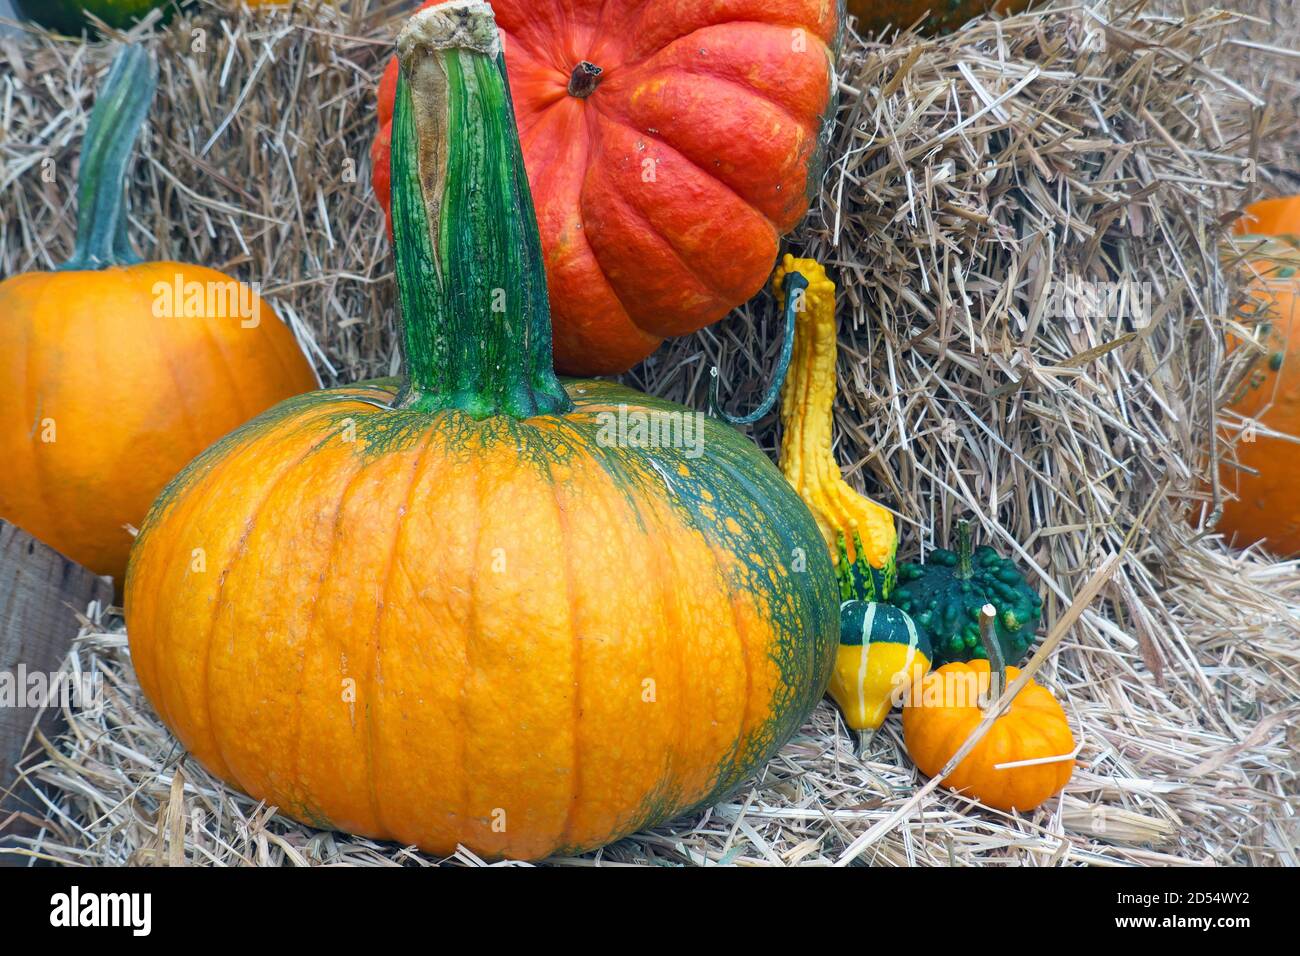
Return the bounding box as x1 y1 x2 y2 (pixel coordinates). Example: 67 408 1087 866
775 255 898 600
774 256 928 741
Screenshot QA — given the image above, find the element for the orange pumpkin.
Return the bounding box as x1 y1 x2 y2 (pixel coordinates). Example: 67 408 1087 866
846 0 1030 36
0 46 317 582
901 607 1074 811
372 0 840 375
1217 197 1300 557
125 4 838 860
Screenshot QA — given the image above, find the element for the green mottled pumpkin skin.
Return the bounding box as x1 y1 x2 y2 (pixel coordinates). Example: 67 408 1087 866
891 544 1042 666
14 0 181 34
126 375 840 857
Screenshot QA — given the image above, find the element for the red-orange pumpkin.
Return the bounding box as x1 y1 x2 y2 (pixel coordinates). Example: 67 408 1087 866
0 45 317 582
372 0 839 375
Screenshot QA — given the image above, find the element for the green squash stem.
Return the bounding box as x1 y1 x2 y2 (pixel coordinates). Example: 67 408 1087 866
390 1 571 419
709 270 805 426
955 519 974 579
60 44 158 272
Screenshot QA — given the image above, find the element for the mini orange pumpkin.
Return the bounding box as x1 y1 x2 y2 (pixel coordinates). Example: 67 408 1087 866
901 607 1074 811
0 46 318 582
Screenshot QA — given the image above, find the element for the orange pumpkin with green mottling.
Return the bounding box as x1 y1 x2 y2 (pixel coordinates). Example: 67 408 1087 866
1217 197 1300 557
125 3 838 859
847 0 1030 35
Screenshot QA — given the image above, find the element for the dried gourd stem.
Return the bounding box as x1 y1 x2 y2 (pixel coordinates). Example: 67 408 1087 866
567 61 602 98
856 727 874 758
979 603 1004 707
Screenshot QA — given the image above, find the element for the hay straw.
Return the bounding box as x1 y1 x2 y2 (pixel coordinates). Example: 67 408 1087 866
1 0 1296 865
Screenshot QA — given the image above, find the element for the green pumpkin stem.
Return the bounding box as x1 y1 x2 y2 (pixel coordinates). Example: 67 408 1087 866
390 1 571 419
978 603 1006 710
955 519 974 579
60 44 157 272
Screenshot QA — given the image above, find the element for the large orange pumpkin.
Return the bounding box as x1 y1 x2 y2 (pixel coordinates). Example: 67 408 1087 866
846 0 1031 36
1217 197 1300 556
0 46 317 582
372 0 839 375
126 3 839 860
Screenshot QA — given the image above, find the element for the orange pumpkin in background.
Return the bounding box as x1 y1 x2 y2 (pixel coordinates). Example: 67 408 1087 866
0 46 317 581
372 0 840 375
1216 197 1300 557
846 0 1031 36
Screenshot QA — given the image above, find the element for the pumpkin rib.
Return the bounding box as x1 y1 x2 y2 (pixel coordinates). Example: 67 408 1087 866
1004 712 1060 811
602 69 819 226
624 0 837 60
581 130 767 306
982 719 1020 811
542 411 745 840
577 178 771 341
613 25 831 123
159 266 259 428
364 426 439 844
646 428 789 805
23 276 72 551
532 442 587 853
283 434 375 831
546 415 692 836
702 439 826 761
595 110 780 237
534 417 671 847
634 486 694 835
666 466 754 800
456 448 485 847
198 425 344 791
124 269 212 455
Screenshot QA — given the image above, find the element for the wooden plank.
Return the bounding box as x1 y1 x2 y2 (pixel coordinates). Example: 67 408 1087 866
0 519 113 863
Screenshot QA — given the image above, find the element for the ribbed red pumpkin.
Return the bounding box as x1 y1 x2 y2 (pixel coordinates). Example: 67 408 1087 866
372 0 839 375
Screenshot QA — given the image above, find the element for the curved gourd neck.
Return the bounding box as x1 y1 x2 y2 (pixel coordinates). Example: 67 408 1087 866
390 1 572 419
61 44 157 272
